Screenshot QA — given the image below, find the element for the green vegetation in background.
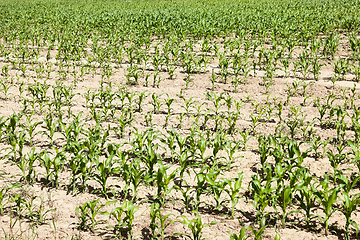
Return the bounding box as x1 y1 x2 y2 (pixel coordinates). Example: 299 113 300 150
0 0 359 41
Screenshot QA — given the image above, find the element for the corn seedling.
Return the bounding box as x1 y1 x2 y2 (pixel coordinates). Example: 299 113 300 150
155 161 177 206
223 172 243 219
150 202 175 240
314 175 340 236
340 192 360 240
176 213 217 240
74 199 107 233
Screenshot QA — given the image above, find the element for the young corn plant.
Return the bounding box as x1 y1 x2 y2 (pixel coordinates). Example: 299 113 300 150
333 58 350 80
155 161 177 207
228 225 252 240
298 52 311 80
280 57 291 78
275 185 294 229
92 153 121 198
23 196 56 226
175 157 195 200
160 129 177 162
310 56 324 81
204 170 227 211
239 129 252 151
249 169 276 228
257 135 273 169
193 168 208 211
294 169 317 231
218 52 231 83
209 69 218 91
142 140 162 182
68 150 92 194
74 199 107 233
10 194 26 220
128 159 146 201
41 113 59 146
340 192 360 240
314 175 340 236
176 213 217 240
163 95 176 128
323 33 340 60
250 110 265 134
223 140 242 169
24 147 37 184
0 80 13 100
116 200 139 240
38 150 54 187
0 183 21 216
151 93 164 114
223 172 243 219
107 202 125 236
348 140 360 172
150 202 175 240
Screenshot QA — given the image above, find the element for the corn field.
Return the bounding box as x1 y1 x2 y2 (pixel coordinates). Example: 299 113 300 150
0 0 360 239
